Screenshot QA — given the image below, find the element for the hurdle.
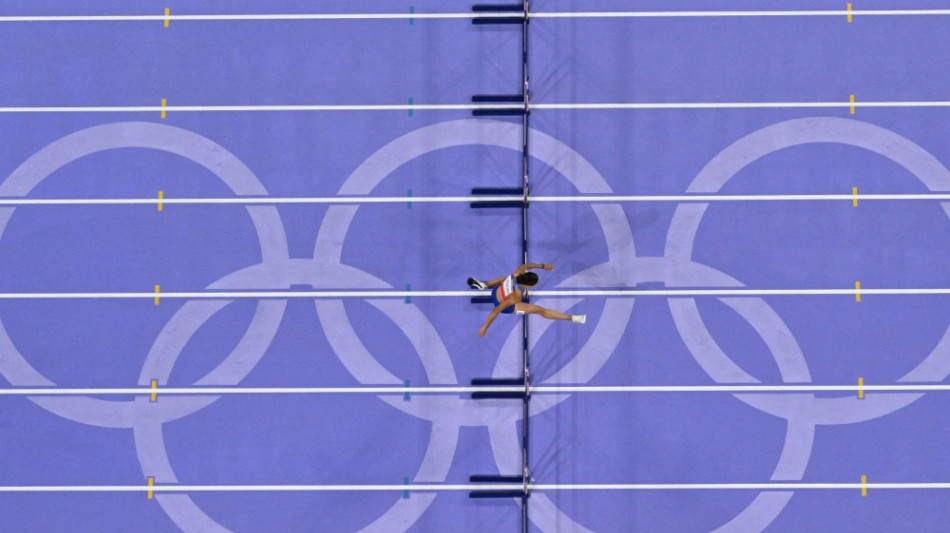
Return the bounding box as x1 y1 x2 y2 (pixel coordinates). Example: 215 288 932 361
467 2 533 532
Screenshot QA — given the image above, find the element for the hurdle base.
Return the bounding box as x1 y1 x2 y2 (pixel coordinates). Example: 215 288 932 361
470 475 524 483
472 4 524 12
473 17 524 25
469 490 527 499
472 94 525 103
470 200 524 208
472 108 527 116
472 187 523 195
472 391 527 400
471 377 525 386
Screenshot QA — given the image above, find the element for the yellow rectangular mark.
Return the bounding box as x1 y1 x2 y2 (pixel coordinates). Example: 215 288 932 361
858 377 864 399
154 284 161 306
855 281 861 302
148 476 155 499
847 3 853 23
160 98 167 119
852 186 858 207
849 94 855 115
150 379 158 402
157 190 164 211
861 474 867 497
164 8 170 28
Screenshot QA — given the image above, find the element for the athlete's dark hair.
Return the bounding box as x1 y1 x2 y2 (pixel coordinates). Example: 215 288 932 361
515 272 539 287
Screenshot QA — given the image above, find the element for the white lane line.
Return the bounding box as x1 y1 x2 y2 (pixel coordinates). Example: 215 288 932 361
529 10 950 18
3 10 950 23
1 194 950 206
2 101 950 113
0 104 523 113
1 384 949 396
0 288 945 299
1 482 948 492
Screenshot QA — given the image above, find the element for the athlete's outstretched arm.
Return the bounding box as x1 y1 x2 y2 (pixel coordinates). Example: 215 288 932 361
478 293 520 336
513 263 555 276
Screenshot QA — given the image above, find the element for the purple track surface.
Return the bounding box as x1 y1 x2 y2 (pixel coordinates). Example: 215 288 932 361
1 1 950 531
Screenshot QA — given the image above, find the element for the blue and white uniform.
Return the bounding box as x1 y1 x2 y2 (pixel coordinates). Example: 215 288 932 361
491 276 524 315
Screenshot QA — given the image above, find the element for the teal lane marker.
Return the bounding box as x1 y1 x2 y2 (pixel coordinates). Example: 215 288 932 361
404 379 411 401
405 284 412 303
407 189 413 209
409 6 415 25
403 477 410 498
408 97 413 117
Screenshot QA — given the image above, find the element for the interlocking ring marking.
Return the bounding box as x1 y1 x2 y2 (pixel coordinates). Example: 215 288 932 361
314 119 637 532
664 117 950 531
2 117 948 532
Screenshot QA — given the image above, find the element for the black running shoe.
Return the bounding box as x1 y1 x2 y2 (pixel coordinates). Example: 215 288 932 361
467 277 487 290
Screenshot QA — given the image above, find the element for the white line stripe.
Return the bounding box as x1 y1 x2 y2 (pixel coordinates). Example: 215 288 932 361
0 13 514 23
0 102 942 112
1 194 949 206
2 10 950 23
530 10 950 18
535 385 947 393
0 482 948 492
2 101 950 113
0 104 523 113
532 101 950 110
0 289 945 299
1 384 948 396
529 483 950 490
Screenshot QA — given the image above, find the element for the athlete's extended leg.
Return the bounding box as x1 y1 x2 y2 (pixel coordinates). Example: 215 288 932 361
515 303 586 323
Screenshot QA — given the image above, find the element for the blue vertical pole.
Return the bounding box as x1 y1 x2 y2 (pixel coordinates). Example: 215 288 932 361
521 3 530 533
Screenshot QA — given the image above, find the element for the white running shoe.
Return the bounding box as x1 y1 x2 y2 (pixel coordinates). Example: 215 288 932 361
572 315 587 324
467 277 487 290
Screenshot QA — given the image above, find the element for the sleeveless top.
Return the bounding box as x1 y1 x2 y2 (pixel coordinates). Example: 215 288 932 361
496 275 515 301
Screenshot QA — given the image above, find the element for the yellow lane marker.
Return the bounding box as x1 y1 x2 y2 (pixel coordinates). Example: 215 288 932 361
847 3 853 23
161 98 167 119
849 94 855 114
164 8 170 27
150 379 158 402
855 281 861 302
852 186 858 207
858 377 864 399
148 477 155 498
157 190 164 211
154 285 161 305
861 475 867 497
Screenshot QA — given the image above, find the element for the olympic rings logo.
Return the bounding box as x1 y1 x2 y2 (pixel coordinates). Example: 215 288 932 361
0 117 948 532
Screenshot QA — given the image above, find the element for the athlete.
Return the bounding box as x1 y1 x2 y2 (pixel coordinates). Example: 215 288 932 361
468 263 586 337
